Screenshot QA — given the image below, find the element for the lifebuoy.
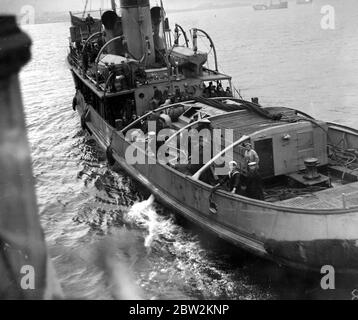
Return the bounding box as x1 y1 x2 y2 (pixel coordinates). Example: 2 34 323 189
106 146 115 166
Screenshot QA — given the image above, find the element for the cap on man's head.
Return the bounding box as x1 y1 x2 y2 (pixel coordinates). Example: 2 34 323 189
229 161 238 167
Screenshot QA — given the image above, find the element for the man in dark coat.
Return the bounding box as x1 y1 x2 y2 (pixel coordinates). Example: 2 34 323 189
245 162 264 200
211 161 242 195
85 14 95 34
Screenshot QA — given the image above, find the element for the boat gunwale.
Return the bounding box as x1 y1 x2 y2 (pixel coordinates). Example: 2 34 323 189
114 123 358 216
327 121 358 137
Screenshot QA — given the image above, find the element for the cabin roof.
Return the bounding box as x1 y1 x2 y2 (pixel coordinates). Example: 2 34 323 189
210 106 303 139
199 69 232 82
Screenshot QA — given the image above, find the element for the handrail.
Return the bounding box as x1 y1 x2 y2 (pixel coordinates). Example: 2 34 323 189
164 118 212 147
103 72 116 98
174 24 189 47
94 35 125 86
121 100 195 134
328 122 358 137
95 35 125 65
121 98 248 136
82 31 103 54
192 135 249 180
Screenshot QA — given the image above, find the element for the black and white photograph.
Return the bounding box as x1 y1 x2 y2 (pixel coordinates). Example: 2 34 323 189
1 0 358 304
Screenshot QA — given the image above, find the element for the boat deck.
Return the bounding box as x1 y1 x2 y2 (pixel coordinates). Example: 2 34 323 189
278 181 358 210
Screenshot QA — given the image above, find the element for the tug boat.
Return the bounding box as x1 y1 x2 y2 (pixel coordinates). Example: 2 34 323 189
253 1 288 11
68 0 358 274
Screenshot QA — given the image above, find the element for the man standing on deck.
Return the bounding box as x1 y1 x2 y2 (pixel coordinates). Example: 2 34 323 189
85 13 95 34
244 143 259 168
245 162 264 201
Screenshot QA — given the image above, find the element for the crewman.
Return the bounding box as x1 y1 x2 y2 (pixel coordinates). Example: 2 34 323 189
244 143 259 168
211 161 242 195
85 13 95 34
245 162 264 200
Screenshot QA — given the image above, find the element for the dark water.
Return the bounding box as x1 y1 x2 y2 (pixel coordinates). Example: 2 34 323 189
19 0 358 299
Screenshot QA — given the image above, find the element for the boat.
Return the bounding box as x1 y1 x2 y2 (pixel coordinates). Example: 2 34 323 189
253 0 288 10
67 0 358 274
297 0 313 4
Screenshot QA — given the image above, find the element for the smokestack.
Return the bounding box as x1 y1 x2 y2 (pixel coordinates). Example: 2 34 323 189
101 10 125 56
120 0 155 65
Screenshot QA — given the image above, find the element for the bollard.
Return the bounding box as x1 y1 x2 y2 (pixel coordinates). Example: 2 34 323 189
0 16 61 299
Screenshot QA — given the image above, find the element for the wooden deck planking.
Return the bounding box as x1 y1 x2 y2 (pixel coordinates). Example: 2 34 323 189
210 107 304 139
278 181 358 209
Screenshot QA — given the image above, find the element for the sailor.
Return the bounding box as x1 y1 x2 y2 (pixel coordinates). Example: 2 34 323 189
217 83 225 96
149 97 160 111
207 81 213 97
244 143 259 168
211 161 242 195
245 162 264 201
85 13 95 34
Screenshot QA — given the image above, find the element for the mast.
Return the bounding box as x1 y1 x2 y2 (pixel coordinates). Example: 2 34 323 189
82 0 89 18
